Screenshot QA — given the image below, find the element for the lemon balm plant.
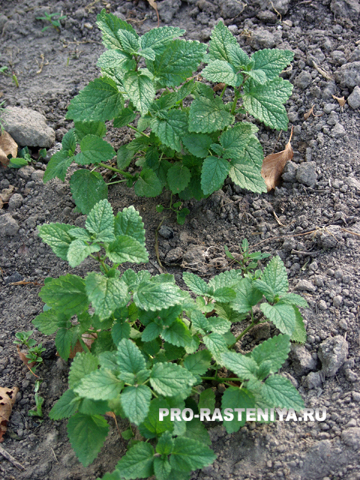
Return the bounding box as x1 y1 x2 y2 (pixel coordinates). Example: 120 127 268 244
33 199 307 480
43 10 294 222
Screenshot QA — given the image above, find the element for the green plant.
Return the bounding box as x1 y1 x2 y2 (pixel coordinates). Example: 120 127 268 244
8 146 32 169
225 238 271 277
33 199 307 479
43 10 294 223
28 380 44 418
14 330 46 373
0 55 19 88
36 12 67 32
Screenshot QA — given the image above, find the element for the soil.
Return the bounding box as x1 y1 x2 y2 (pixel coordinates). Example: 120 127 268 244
1 0 360 479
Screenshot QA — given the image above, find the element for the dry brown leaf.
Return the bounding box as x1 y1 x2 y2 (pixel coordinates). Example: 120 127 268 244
0 131 18 167
213 83 226 92
312 61 333 81
0 386 19 443
261 127 294 192
16 345 36 370
61 333 96 359
148 0 160 27
0 185 15 204
304 105 314 120
332 95 346 107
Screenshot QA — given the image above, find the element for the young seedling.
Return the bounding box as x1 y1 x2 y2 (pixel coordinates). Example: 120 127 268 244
156 195 190 225
14 331 46 374
0 55 19 88
8 146 33 169
36 12 67 32
225 238 271 277
28 380 44 418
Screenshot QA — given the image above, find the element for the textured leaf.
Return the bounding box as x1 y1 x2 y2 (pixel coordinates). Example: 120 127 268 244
203 333 229 364
114 206 145 245
231 278 263 313
74 120 107 141
151 110 188 153
117 144 133 170
115 442 154 479
220 123 253 161
254 256 288 302
55 328 74 361
246 69 268 84
32 309 61 335
141 26 185 54
202 60 239 87
70 170 108 215
262 375 304 410
154 457 171 480
69 352 99 389
123 72 155 115
49 389 79 420
121 385 152 425
142 322 162 342
85 273 129 320
112 319 131 344
182 133 213 158
279 293 308 309
208 21 237 63
226 44 251 69
189 95 234 134
183 418 211 446
96 10 137 49
290 306 307 344
85 199 115 243
67 77 124 122
161 319 193 348
221 351 258 380
118 29 140 53
134 168 163 197
113 108 137 128
40 274 89 316
251 334 290 373
221 387 255 433
183 350 212 375
260 303 296 336
150 362 196 396
141 398 174 439
183 272 210 296
37 223 74 261
199 388 215 413
201 156 230 195
167 163 191 194
75 135 115 165
75 369 123 400
170 437 216 472
133 281 183 311
210 287 236 303
207 316 231 334
106 235 148 264
208 270 243 291
67 413 109 467
251 49 294 82
43 150 73 183
67 240 101 268
117 338 146 374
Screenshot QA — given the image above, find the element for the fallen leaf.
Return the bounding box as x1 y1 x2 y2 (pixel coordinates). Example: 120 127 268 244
0 386 19 442
332 95 346 107
0 185 15 204
147 0 160 27
16 345 36 370
261 127 294 192
312 61 333 81
0 131 18 167
304 105 314 120
213 83 226 92
57 333 96 359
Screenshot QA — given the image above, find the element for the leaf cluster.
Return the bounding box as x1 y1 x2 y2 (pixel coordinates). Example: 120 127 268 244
34 199 307 479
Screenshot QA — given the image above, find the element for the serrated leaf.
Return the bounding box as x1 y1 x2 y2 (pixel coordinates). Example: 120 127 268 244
61 128 76 154
114 206 145 245
182 133 213 158
32 309 61 335
246 69 268 84
251 334 290 374
75 135 115 166
262 375 304 410
203 333 229 364
37 223 74 261
208 270 243 291
123 71 155 115
113 108 137 128
70 170 108 215
167 163 191 194
117 338 146 374
55 328 73 361
190 310 209 335
220 123 254 160
67 77 124 122
202 60 239 87
112 319 131 344
260 303 296 336
141 26 185 54
115 442 154 479
97 472 121 480
279 293 309 308
199 388 215 413
68 227 92 241
67 240 101 268
142 322 162 342
74 120 107 142
290 306 307 344
118 29 140 53
221 387 255 433
183 418 211 446
134 168 163 197
154 457 171 480
43 150 73 183
221 351 258 380
79 398 109 416
243 77 293 131
207 316 231 334
183 350 212 375
85 199 115 243
189 96 234 134
226 43 251 69
201 156 230 195
133 281 183 311
97 49 136 73
92 331 116 356
151 110 188 153
49 389 79 420
170 437 216 472
254 256 288 302
150 362 196 396
75 369 123 400
121 385 152 425
85 273 129 320
229 158 267 193
210 287 236 303
139 47 156 60
67 413 109 467
156 431 174 454
183 272 210 296
106 235 148 264
251 49 294 82
231 278 263 313
40 274 89 316
116 144 133 170
161 318 193 348
141 398 173 439
208 21 237 63
96 10 137 49
69 352 99 389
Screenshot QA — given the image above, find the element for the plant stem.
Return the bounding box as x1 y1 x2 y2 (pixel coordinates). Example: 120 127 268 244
201 376 243 383
106 179 127 185
234 320 254 343
98 162 133 180
231 90 240 115
127 124 150 138
220 84 227 98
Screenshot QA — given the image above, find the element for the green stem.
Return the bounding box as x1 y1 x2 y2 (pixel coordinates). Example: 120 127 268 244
220 84 227 98
231 90 240 115
127 124 150 138
98 162 133 180
106 179 127 185
201 376 244 383
234 320 254 343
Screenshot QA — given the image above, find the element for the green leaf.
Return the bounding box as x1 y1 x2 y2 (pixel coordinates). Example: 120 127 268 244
150 363 196 396
260 303 296 336
231 278 263 313
43 150 73 183
139 47 156 61
229 158 266 193
116 144 133 170
67 240 101 268
170 437 216 472
202 60 239 87
208 269 242 291
199 388 215 413
147 40 207 87
134 168 163 197
67 413 109 467
167 163 191 194
40 274 88 316
61 129 76 154
112 318 131 344
133 281 183 311
183 272 209 296
254 256 288 303
49 389 79 420
114 206 145 245
96 10 137 49
220 123 253 160
118 29 140 53
221 351 258 380
74 120 107 141
113 108 137 128
221 387 255 433
67 77 124 122
79 399 109 416
201 156 230 195
115 442 154 479
141 398 174 439
262 375 304 410
55 328 74 361
121 385 152 425
70 170 108 215
189 96 234 134
208 21 237 63
279 293 309 308
251 334 290 373
37 223 74 261
183 350 212 375
291 306 307 344
154 457 171 480
85 198 115 243
123 71 155 115
97 472 121 480
142 322 162 342
203 333 229 364
226 43 251 69
106 235 148 264
207 316 231 334
182 133 213 158
85 273 129 320
117 338 146 374
69 352 99 389
161 319 193 348
32 310 61 335
210 287 236 303
183 418 211 446
156 431 174 454
141 26 185 54
97 49 136 72
151 110 188 153
243 77 293 130
251 49 294 82
75 135 115 166
246 69 268 84
75 369 123 400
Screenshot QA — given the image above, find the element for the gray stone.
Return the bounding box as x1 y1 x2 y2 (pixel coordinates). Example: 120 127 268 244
183 246 207 265
0 213 19 236
31 170 45 182
347 86 360 109
270 0 291 14
331 123 346 137
352 391 360 402
341 428 360 449
295 279 316 293
250 29 278 49
282 161 298 182
333 295 343 307
256 10 277 22
8 193 23 210
290 345 317 375
335 61 360 88
157 0 182 23
327 111 339 126
220 0 245 19
304 371 323 389
4 272 23 285
331 50 347 65
196 0 216 13
159 226 174 239
295 71 312 90
350 47 360 62
165 247 183 263
3 107 55 148
296 162 317 187
18 165 35 179
0 14 7 32
330 0 360 20
318 335 348 377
